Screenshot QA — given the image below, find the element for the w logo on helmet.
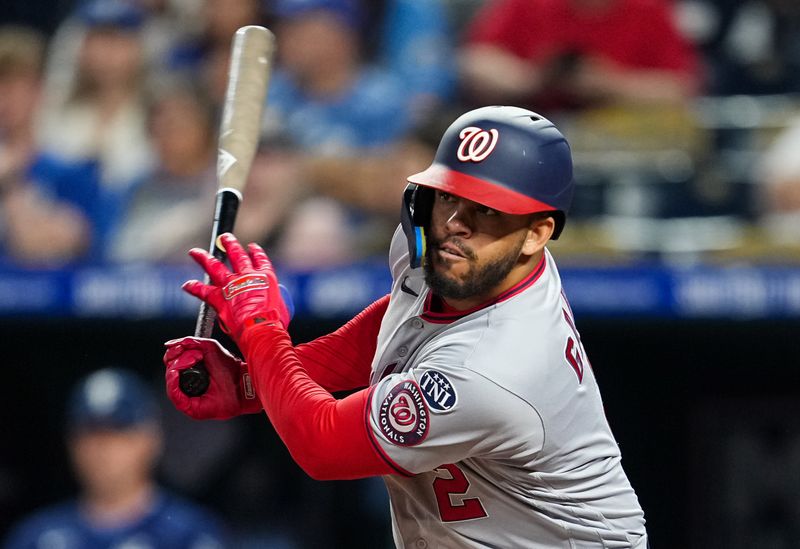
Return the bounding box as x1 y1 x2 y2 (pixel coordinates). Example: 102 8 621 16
457 127 499 162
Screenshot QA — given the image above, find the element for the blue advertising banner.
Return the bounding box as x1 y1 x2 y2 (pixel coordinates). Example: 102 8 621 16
1 262 799 319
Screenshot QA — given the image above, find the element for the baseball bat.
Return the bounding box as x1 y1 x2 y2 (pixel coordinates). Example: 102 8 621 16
179 25 276 397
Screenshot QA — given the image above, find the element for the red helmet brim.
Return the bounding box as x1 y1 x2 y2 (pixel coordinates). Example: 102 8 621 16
407 164 557 215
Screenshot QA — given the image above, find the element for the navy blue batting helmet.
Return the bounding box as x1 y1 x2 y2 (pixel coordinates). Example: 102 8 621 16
67 368 159 432
402 106 574 267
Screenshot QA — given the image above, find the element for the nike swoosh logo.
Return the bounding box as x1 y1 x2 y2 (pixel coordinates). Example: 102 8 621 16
400 276 419 297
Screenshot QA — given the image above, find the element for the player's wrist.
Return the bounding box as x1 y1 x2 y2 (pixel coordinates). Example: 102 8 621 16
238 361 263 414
230 308 281 341
238 320 287 359
243 314 280 329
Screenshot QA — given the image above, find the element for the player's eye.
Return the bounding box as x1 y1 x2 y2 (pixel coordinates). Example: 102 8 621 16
437 191 455 202
475 204 499 216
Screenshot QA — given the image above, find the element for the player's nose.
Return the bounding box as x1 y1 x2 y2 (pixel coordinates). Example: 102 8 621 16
443 201 474 236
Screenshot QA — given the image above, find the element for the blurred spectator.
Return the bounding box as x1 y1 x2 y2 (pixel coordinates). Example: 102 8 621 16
274 195 359 268
0 25 95 265
361 0 457 120
108 77 217 263
293 109 453 258
756 115 800 245
264 0 412 153
46 1 205 84
168 0 264 105
459 0 701 112
37 0 155 190
135 0 205 73
3 368 226 549
258 0 415 268
234 138 308 250
198 0 263 50
24 0 165 260
300 122 440 217
689 0 800 95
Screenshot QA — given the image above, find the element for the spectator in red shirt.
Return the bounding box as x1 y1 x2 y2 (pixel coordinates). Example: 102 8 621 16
459 0 701 112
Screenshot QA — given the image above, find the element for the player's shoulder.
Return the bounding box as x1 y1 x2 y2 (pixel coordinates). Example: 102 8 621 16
427 318 551 391
402 356 547 452
418 320 541 394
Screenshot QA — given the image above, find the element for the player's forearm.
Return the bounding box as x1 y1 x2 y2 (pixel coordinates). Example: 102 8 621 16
241 323 395 480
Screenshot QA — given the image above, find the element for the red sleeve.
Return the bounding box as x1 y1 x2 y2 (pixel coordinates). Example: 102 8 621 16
293 295 389 393
637 1 699 75
240 322 406 480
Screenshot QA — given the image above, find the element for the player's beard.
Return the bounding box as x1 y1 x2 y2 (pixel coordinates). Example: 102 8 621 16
423 233 526 303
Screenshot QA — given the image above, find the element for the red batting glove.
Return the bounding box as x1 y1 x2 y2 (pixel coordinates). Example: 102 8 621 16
164 337 262 419
182 233 291 342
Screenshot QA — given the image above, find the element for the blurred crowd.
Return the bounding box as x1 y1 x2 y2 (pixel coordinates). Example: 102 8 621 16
0 0 799 270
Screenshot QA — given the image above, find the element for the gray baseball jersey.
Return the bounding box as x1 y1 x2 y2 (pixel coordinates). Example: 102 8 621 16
365 227 648 548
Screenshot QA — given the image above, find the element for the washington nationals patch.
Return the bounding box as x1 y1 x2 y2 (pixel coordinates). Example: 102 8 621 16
378 380 429 446
418 370 457 412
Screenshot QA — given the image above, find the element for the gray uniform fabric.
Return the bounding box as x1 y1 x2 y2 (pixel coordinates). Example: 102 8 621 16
366 227 648 548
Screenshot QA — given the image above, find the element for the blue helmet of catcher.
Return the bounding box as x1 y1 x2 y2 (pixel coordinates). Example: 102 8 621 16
67 368 159 432
402 106 575 267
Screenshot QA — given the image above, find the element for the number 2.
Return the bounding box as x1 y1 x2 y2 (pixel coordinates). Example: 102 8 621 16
432 464 488 522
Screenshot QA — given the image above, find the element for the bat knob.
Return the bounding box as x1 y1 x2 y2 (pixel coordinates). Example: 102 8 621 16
179 364 211 396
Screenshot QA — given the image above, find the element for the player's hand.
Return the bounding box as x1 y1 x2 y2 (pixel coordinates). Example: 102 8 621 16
164 337 262 419
182 233 291 341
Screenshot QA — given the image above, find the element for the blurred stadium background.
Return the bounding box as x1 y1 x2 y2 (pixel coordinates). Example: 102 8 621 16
1 0 799 547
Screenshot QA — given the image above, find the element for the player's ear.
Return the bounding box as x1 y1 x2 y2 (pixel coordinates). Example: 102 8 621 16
521 214 555 256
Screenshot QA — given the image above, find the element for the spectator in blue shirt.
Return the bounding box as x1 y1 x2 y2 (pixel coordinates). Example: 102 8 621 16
370 0 457 119
264 0 413 153
36 0 155 211
0 24 98 266
256 0 416 268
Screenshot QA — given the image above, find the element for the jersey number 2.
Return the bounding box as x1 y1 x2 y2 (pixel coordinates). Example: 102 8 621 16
433 464 488 522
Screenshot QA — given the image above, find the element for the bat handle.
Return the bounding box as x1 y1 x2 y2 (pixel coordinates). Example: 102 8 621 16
179 188 242 397
179 364 212 396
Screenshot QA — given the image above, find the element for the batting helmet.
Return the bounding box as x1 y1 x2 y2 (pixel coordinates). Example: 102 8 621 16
401 106 574 268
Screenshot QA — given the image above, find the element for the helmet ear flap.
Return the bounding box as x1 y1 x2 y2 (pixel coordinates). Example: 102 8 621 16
550 211 566 240
401 185 435 268
411 186 434 226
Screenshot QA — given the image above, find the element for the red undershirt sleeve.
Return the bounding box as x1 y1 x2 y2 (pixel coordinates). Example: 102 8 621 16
240 321 405 481
293 294 390 393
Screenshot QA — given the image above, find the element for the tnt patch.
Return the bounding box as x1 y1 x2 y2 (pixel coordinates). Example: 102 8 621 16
378 380 429 446
418 370 457 412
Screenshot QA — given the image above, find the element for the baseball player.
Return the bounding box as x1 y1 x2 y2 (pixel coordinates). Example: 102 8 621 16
164 106 648 547
4 368 226 549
